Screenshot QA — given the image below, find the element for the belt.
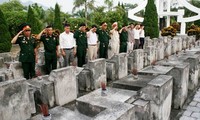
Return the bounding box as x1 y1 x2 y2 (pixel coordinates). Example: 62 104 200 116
88 44 97 46
64 47 74 50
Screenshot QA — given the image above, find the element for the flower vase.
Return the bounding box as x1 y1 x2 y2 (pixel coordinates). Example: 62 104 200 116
42 114 51 120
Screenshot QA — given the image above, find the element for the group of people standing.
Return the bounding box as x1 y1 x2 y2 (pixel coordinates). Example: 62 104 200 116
11 22 145 80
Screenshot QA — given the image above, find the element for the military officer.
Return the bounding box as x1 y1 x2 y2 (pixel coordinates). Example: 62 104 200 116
96 22 110 58
37 25 59 74
119 25 128 53
74 23 88 67
11 23 37 79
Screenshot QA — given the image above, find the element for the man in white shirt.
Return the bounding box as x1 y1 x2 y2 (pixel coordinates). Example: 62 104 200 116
87 25 98 61
59 23 76 66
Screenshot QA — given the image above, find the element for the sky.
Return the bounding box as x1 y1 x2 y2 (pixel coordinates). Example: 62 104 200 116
20 0 140 13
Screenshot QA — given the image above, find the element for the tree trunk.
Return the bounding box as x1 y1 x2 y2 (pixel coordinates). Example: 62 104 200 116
85 0 87 25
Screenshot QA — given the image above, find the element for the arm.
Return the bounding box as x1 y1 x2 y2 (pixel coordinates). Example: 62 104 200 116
36 29 46 40
59 34 66 56
34 48 38 63
72 34 77 55
110 26 117 34
11 30 23 44
119 27 124 34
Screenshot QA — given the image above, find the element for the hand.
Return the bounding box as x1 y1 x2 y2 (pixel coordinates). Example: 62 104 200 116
62 51 66 57
73 50 76 56
18 30 24 35
35 56 38 63
57 52 60 57
42 28 46 33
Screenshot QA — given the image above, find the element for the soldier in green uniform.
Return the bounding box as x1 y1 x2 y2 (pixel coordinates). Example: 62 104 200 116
96 22 110 58
37 25 59 74
74 23 88 67
11 23 37 79
119 25 128 53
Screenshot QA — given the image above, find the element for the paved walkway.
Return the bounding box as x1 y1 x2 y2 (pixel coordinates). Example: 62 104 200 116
180 88 200 120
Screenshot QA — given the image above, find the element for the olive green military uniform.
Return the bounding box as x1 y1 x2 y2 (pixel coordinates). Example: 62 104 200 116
96 29 110 58
74 30 87 67
120 31 128 53
40 35 59 74
16 35 37 79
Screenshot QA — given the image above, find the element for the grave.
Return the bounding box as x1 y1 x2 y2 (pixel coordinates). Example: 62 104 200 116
157 60 190 109
128 49 144 71
140 75 173 120
76 87 137 120
0 78 32 120
113 74 156 91
49 66 77 106
138 65 173 76
108 53 128 79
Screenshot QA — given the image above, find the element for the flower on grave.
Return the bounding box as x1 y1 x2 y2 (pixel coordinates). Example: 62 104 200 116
164 53 169 60
39 104 49 117
101 82 106 91
131 68 138 76
151 60 157 66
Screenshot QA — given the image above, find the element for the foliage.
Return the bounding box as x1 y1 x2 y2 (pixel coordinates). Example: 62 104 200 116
0 9 12 53
143 0 159 38
161 26 177 37
54 3 63 31
27 6 42 34
187 24 200 40
0 0 27 37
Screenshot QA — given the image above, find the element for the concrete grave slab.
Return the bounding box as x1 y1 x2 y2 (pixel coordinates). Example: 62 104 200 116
140 75 173 120
30 106 92 120
49 66 77 106
138 65 173 76
84 58 106 89
76 87 137 120
109 53 128 80
0 78 32 120
133 99 150 120
157 60 190 109
128 49 144 71
113 74 156 91
27 75 55 107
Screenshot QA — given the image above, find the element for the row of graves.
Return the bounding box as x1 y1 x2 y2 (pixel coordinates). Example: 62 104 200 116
0 35 200 120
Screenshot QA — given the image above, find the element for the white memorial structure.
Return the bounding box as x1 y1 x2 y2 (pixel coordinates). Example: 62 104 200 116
128 0 200 35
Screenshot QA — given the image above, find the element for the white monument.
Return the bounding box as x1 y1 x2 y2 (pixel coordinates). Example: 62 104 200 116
128 0 200 35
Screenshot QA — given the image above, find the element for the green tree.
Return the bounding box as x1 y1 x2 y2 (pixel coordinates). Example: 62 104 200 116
104 0 114 10
0 0 27 37
143 0 159 38
73 0 95 24
0 9 12 53
27 6 42 34
54 3 63 31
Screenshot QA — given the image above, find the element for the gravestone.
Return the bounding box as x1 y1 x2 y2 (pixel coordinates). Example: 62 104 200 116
128 49 144 71
109 53 128 79
85 58 106 89
157 60 190 109
0 78 32 120
27 75 55 107
49 66 77 106
140 75 173 120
